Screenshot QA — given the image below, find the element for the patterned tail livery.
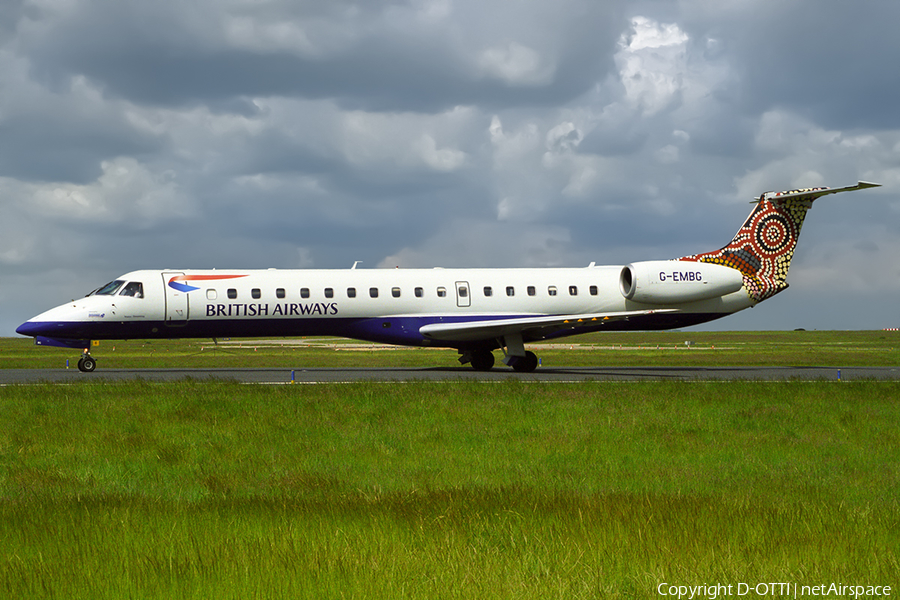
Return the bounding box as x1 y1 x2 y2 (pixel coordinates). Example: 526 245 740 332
679 182 880 303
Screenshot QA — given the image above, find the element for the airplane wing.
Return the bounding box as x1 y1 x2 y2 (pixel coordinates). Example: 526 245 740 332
418 309 676 343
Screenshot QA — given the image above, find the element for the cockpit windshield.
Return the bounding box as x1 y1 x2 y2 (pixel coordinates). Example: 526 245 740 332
92 280 125 296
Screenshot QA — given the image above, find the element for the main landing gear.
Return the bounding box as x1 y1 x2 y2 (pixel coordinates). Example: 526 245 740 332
77 351 97 372
459 349 539 373
458 333 540 373
508 351 538 373
468 350 495 371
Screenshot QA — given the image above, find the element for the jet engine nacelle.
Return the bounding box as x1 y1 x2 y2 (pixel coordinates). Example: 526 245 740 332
619 260 745 305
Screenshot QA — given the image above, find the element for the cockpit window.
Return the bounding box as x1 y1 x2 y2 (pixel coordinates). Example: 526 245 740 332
94 280 125 296
120 282 144 298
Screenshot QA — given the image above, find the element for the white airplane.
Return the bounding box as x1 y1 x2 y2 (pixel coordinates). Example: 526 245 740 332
17 181 880 372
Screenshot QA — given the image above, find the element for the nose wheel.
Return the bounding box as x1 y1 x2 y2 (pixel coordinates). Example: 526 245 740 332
77 353 97 372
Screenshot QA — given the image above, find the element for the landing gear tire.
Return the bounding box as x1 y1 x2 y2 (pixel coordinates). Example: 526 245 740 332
511 351 538 373
470 350 495 371
78 356 97 372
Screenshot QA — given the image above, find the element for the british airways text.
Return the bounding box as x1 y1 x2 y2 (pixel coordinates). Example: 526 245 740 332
206 303 339 317
659 271 702 283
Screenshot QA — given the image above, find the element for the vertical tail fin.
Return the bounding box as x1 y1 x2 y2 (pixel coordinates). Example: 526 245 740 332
680 182 880 303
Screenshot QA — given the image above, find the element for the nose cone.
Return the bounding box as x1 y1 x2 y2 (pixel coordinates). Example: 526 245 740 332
16 320 46 337
15 302 91 339
15 320 92 347
16 317 78 339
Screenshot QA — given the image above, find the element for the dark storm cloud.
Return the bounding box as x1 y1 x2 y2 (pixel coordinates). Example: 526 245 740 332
578 117 650 157
0 113 160 183
0 1 28 42
22 0 626 112
683 103 756 159
678 0 900 129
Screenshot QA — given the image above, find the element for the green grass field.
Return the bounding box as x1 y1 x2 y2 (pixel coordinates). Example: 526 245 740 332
1 332 899 598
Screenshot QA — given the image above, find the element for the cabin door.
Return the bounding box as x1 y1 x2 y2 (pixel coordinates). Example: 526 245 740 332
455 281 471 308
161 271 190 326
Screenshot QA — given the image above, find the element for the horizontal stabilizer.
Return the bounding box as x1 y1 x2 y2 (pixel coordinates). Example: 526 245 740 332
419 309 676 343
753 181 880 203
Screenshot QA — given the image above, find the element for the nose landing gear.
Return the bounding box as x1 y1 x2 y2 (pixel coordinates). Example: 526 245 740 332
77 351 97 372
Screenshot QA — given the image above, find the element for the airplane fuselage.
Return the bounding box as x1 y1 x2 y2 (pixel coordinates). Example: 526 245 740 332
19 266 752 349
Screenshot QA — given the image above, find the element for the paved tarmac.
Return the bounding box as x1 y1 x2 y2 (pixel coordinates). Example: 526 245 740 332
2 366 899 384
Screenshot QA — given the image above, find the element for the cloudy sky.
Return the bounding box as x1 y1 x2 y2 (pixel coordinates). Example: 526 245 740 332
2 0 899 336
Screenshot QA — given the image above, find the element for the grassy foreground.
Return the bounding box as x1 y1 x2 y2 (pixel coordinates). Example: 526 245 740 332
1 380 898 598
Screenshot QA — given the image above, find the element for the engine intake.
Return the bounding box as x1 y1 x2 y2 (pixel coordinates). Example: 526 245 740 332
620 260 744 305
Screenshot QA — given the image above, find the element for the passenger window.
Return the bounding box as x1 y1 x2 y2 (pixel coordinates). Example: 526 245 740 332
207 289 217 300
252 288 261 299
120 282 144 298
437 287 447 298
325 288 334 299
590 285 598 296
415 287 424 298
483 286 492 297
506 286 515 297
392 287 401 298
300 288 310 299
370 288 379 298
548 286 558 296
227 289 238 299
276 288 286 299
569 286 578 296
347 288 357 298
527 286 535 296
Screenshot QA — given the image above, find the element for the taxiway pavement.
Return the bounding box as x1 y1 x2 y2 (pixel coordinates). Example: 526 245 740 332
2 366 899 384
